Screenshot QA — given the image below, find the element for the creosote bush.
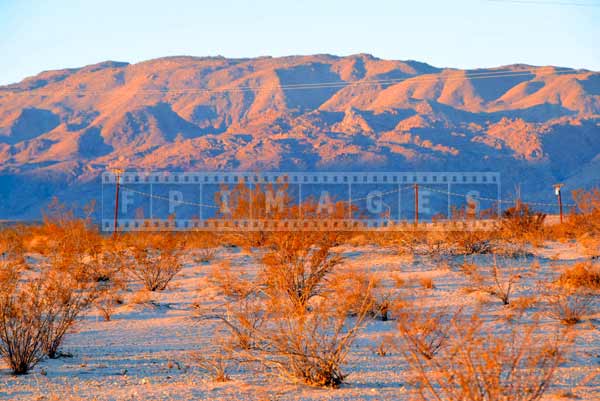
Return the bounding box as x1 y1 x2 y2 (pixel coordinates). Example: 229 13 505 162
556 262 600 291
397 306 461 360
203 229 373 388
125 233 185 291
545 287 595 325
463 255 530 305
260 230 343 309
0 265 94 373
402 312 568 401
500 202 546 245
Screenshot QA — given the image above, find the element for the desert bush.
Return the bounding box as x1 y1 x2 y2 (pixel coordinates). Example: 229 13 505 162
556 262 600 291
371 334 395 357
94 283 124 321
42 270 95 358
394 230 427 255
397 306 461 360
447 229 495 255
0 226 26 262
0 267 94 373
545 288 595 325
203 263 265 350
243 292 373 388
193 247 217 264
464 255 528 305
126 233 184 291
184 231 219 263
260 230 342 308
546 189 600 255
419 277 435 290
0 279 50 374
500 202 546 246
193 332 232 382
204 233 374 388
403 313 567 401
423 231 452 259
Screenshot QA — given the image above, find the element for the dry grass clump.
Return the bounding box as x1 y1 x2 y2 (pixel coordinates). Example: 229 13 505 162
545 262 598 325
402 312 567 401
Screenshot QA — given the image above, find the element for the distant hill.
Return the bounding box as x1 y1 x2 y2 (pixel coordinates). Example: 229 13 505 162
0 54 598 218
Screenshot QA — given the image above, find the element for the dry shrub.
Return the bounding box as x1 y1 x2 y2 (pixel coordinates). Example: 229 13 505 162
208 261 255 299
194 247 217 264
500 202 546 247
128 289 155 306
371 334 395 357
0 226 26 263
464 255 529 305
193 332 232 382
125 233 184 291
558 189 600 248
403 313 567 401
397 306 461 360
0 280 50 374
203 230 373 388
194 349 231 382
394 230 427 255
42 270 95 358
213 182 295 249
556 262 600 291
2 202 105 362
423 231 452 259
328 268 401 321
419 277 435 290
36 201 124 338
244 292 372 388
260 230 343 309
447 229 494 255
545 288 595 325
94 284 124 321
0 266 94 373
184 231 219 263
204 263 265 350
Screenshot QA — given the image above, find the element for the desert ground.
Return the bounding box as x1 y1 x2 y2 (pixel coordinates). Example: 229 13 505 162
1 235 598 401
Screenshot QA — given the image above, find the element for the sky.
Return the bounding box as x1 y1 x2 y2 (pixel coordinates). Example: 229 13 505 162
1 0 599 85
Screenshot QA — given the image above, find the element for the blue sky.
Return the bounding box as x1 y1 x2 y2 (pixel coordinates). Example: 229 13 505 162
1 0 598 85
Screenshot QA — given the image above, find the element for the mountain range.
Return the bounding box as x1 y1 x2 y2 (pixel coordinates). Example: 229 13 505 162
0 54 599 218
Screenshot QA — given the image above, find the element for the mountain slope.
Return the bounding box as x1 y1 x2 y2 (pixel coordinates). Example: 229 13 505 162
0 54 598 218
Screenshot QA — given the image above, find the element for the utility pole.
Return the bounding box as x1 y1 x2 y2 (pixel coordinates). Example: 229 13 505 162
113 169 123 239
553 184 564 224
414 183 419 225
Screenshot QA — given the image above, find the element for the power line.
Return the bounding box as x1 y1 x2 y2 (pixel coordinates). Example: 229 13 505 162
120 183 575 210
3 66 575 96
420 185 577 208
